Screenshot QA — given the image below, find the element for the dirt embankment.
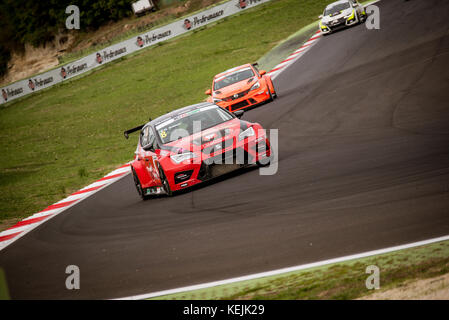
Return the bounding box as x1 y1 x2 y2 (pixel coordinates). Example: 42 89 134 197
1 34 75 86
0 0 219 87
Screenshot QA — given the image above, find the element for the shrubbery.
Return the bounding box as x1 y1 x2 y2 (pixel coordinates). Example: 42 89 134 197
0 0 137 76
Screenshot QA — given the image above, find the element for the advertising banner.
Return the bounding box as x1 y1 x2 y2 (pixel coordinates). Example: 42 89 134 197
0 0 270 105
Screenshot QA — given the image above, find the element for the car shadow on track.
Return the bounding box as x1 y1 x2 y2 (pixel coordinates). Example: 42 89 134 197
143 165 260 200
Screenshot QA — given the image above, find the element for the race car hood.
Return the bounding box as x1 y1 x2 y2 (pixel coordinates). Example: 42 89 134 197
162 118 249 154
212 77 257 99
321 7 353 23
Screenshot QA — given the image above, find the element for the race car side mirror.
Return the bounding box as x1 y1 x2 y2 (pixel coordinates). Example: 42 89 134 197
319 15 323 19
143 145 155 152
205 89 212 95
142 140 156 151
234 110 244 119
259 70 267 76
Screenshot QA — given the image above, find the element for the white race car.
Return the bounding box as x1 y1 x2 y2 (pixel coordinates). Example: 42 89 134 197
319 0 367 35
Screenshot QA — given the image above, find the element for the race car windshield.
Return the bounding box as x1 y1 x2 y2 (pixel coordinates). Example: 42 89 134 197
214 68 255 90
324 2 350 16
156 106 233 144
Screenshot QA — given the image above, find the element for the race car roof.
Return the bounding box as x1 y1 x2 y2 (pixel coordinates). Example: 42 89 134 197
149 102 216 127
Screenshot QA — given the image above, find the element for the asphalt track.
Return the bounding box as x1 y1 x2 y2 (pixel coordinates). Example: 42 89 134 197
1 0 449 299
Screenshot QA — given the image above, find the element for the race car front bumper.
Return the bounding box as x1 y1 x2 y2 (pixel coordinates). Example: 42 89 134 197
216 86 272 113
320 10 359 34
163 134 271 191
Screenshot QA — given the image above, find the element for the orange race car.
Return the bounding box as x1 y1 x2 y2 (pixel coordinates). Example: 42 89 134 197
205 63 277 113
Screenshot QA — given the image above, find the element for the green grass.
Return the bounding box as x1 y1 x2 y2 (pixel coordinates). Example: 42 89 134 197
0 0 327 227
150 240 449 300
0 268 10 300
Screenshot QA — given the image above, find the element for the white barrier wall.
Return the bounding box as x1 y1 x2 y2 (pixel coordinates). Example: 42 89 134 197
0 0 271 105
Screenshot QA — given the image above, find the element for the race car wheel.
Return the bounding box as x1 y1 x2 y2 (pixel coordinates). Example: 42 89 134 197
256 147 272 167
257 156 271 167
158 163 172 196
359 12 367 23
268 88 274 102
272 80 277 99
132 168 147 200
269 79 277 100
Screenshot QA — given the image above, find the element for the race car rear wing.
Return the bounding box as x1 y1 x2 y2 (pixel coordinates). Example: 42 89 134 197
123 125 144 139
124 118 152 139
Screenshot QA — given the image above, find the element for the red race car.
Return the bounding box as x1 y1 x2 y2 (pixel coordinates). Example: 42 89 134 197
205 63 277 113
124 102 272 199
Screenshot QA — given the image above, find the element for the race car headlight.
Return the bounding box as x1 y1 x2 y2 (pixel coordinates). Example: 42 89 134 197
320 20 330 30
170 152 197 164
249 82 260 91
213 97 223 103
238 126 255 141
345 10 355 20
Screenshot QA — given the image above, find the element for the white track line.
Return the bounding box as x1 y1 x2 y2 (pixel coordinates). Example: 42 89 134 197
117 234 449 300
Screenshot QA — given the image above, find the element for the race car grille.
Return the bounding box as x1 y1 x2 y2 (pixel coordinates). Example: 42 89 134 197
174 170 194 184
329 17 346 27
230 100 249 112
225 89 250 101
204 147 253 166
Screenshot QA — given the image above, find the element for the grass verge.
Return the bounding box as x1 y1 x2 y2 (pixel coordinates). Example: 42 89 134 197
258 20 318 71
0 268 10 300
149 239 449 300
0 0 328 228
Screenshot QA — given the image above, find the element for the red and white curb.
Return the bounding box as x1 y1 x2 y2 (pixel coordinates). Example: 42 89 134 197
0 164 131 251
268 29 323 79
